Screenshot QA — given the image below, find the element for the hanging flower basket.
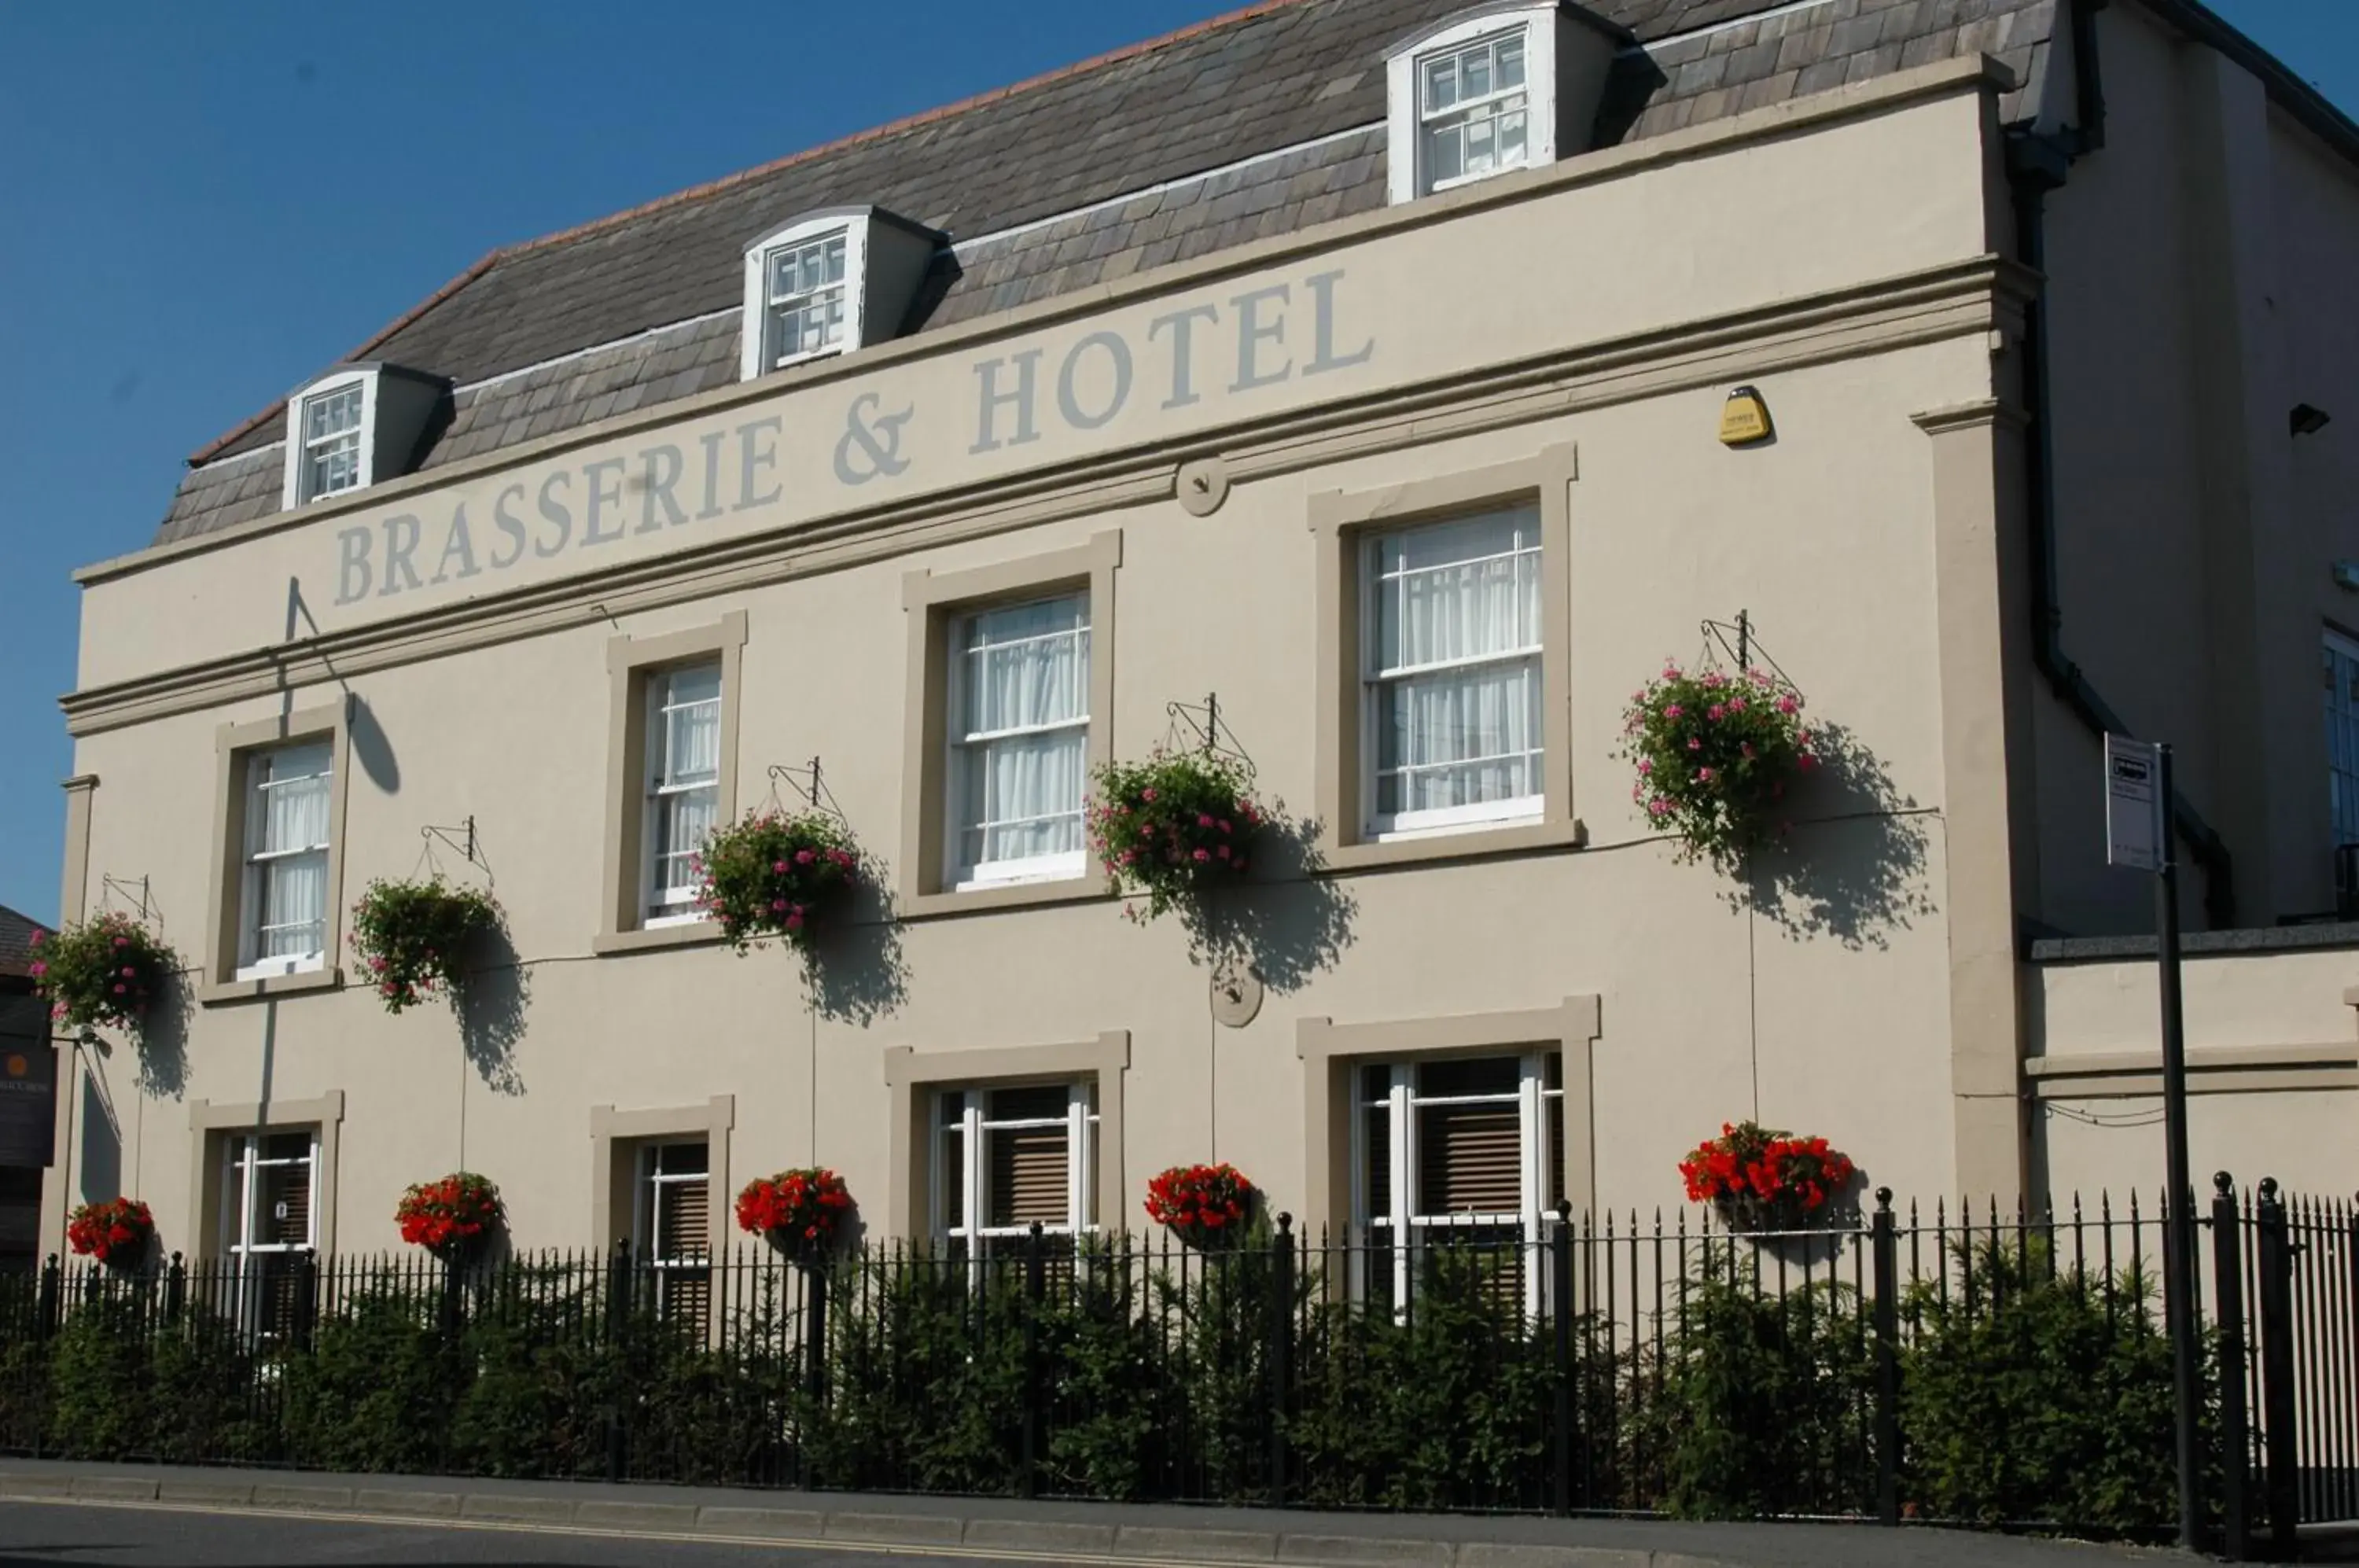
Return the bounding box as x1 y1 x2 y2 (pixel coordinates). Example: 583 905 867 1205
396 1172 503 1262
696 812 861 955
1619 660 1816 869
734 1168 855 1260
1679 1121 1856 1232
1143 1162 1255 1250
29 913 177 1035
349 878 503 1014
67 1197 155 1272
1089 749 1264 922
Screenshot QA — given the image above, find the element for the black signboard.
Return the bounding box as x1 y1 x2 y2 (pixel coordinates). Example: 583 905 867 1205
0 1013 57 1169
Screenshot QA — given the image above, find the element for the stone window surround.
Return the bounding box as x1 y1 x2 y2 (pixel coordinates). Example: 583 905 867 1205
187 1091 344 1260
199 698 355 1006
1307 444 1582 873
1294 996 1600 1233
591 1094 735 1259
898 532 1122 920
881 1032 1130 1240
594 611 748 957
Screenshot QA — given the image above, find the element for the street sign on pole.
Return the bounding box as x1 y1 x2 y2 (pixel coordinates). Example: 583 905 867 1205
2108 734 2199 1551
2107 734 2163 871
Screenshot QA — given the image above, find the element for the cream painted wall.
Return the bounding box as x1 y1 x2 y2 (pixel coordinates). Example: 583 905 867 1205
54 66 2056 1260
2030 945 2359 1202
61 333 1984 1257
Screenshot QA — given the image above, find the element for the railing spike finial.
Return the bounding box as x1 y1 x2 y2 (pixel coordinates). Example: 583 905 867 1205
2215 1170 2236 1195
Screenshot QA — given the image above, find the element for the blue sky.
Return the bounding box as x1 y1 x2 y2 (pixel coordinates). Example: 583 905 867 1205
0 1 2352 926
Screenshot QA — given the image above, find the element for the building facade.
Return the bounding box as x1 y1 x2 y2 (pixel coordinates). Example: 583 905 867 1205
42 0 2359 1271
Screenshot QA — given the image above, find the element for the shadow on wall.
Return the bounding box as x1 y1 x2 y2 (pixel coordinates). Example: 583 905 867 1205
1185 803 1357 995
1739 720 1938 950
804 874 910 1027
77 1064 120 1205
348 694 402 796
458 924 530 1095
131 970 193 1100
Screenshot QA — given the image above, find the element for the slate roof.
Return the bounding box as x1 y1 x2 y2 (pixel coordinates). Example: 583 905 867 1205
157 0 2063 549
0 906 48 983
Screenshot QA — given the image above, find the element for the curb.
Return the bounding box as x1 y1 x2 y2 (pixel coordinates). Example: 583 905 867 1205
0 1470 1743 1568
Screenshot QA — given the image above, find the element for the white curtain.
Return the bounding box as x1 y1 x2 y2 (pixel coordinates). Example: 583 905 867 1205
653 666 721 898
255 744 331 957
1371 510 1541 815
959 596 1090 870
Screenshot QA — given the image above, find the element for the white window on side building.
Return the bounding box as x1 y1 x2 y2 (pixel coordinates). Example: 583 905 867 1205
645 663 722 926
1353 1054 1563 1316
933 1081 1096 1250
1361 506 1544 840
239 742 333 980
948 594 1091 889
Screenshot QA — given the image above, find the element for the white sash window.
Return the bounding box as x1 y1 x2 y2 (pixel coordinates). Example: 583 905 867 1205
239 742 333 979
933 1081 1095 1250
646 663 722 925
950 594 1091 888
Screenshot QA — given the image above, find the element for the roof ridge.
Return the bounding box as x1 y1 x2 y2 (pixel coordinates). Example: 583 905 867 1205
183 0 1330 469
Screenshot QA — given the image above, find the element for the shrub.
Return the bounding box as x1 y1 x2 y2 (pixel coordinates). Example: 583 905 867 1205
1088 749 1263 922
396 1172 503 1262
1143 1163 1254 1250
1900 1240 2193 1532
1648 1267 1873 1519
694 810 861 954
66 1198 155 1272
734 1168 855 1259
29 913 176 1034
1679 1121 1855 1231
1620 661 1816 867
348 878 502 1014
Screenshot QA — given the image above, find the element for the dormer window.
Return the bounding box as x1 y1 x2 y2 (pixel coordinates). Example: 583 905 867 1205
296 377 371 504
738 206 947 383
1384 3 1623 207
278 362 444 511
761 230 849 368
1419 31 1529 190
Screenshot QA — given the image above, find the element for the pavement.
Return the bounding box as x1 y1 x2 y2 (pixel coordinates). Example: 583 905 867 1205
0 1460 2195 1568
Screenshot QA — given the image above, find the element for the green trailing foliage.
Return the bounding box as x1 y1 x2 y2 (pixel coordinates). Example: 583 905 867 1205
348 877 502 1014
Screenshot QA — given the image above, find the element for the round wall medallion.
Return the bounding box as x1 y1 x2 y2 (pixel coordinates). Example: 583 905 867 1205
1176 456 1231 517
1209 961 1264 1029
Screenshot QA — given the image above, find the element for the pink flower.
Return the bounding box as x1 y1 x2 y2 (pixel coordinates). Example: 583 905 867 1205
1798 754 1817 771
1696 767 1714 782
1707 704 1725 721
1120 850 1136 865
112 937 128 949
120 966 134 977
112 984 126 995
1217 819 1231 834
1216 844 1231 859
795 848 814 865
1141 788 1157 802
1662 664 1683 679
1776 695 1798 715
26 960 44 977
1198 813 1215 828
771 899 788 912
1637 759 1653 775
1192 848 1210 863
1664 704 1684 719
1647 797 1672 818
786 913 804 931
1741 742 1756 760
773 860 788 874
1687 738 1702 752
1702 672 1726 689
1727 698 1746 713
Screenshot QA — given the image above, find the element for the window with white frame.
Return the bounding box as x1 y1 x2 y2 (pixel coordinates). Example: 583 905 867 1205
949 594 1091 889
296 381 366 503
645 662 722 925
1417 29 1529 193
760 230 848 369
239 742 333 979
933 1081 1096 1247
218 1128 318 1337
2326 631 2359 896
635 1139 711 1321
1354 1054 1563 1314
1362 506 1544 839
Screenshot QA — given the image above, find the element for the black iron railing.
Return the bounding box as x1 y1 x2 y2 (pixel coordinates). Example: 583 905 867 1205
0 1183 2345 1551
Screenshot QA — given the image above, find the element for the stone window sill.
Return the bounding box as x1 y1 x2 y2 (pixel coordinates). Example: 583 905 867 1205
593 922 729 957
197 966 344 1007
1316 818 1588 875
